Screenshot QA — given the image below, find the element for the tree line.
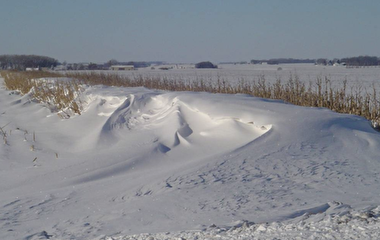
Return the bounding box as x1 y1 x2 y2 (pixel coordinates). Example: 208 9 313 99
341 56 380 66
0 55 59 70
251 58 315 65
251 56 380 66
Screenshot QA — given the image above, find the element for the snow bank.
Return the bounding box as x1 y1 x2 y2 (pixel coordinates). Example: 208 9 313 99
1 78 380 239
96 91 271 155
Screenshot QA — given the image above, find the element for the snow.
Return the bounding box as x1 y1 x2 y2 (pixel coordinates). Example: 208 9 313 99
1 73 380 240
83 63 380 89
106 203 380 240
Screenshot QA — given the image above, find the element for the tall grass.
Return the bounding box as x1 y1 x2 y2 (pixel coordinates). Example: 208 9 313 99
1 70 380 128
1 70 83 116
65 71 380 128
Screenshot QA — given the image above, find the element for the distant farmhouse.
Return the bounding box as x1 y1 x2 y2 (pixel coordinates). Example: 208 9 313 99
26 67 40 71
110 65 135 71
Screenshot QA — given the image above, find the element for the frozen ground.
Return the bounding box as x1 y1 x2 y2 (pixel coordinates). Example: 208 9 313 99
1 75 380 239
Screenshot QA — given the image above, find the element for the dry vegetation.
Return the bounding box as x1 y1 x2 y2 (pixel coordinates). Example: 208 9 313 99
1 70 83 117
1 70 380 128
66 71 380 128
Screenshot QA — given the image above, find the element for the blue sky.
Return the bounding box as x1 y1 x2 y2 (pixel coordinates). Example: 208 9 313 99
1 0 379 63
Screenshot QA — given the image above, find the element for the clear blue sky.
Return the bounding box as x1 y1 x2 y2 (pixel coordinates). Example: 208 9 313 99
1 0 379 63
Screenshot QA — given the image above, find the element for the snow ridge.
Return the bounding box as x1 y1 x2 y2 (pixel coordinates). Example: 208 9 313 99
1 80 380 240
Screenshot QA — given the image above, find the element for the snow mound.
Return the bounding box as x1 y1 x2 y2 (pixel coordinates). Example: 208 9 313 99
1 81 380 240
98 92 271 156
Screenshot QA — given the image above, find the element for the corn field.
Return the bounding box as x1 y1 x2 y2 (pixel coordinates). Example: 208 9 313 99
1 70 380 129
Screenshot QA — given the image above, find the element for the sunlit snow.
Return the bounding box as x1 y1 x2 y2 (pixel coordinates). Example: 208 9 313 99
1 73 380 239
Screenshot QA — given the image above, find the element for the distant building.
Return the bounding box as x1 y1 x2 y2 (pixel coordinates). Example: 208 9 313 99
26 67 40 71
54 65 67 71
159 67 170 70
110 65 135 71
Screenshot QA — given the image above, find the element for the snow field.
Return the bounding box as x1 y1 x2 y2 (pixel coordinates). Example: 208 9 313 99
105 203 380 239
107 214 380 240
89 63 380 90
1 74 380 239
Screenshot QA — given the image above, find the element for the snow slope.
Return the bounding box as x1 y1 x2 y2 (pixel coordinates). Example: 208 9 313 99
1 77 380 239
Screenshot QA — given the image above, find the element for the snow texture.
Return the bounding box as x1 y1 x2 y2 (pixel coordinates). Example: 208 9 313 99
106 203 380 240
1 72 380 239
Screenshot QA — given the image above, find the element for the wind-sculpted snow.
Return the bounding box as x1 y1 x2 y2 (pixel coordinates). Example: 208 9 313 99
106 202 380 240
99 92 271 155
1 80 380 240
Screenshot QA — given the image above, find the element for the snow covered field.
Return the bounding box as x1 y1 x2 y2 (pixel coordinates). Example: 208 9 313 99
1 72 380 239
86 63 380 89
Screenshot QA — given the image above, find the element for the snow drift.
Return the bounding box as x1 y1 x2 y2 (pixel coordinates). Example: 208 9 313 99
1 79 380 239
